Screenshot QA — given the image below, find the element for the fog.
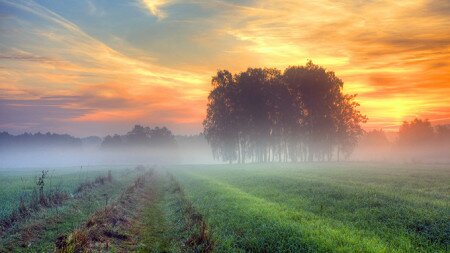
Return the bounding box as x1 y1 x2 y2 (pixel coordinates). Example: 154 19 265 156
0 145 216 169
0 127 216 169
351 142 450 164
2 141 449 170
1 121 449 169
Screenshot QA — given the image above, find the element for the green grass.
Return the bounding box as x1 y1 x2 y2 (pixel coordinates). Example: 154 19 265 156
137 174 174 252
168 163 450 252
0 166 127 220
138 173 212 253
0 166 138 252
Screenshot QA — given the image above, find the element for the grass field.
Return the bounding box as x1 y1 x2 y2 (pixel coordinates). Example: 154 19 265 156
168 163 450 252
1 163 449 252
0 166 140 252
0 166 128 220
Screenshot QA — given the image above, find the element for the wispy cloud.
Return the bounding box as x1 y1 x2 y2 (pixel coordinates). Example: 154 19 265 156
139 0 172 20
0 0 208 135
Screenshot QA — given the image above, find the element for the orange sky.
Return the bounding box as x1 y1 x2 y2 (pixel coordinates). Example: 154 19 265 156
0 0 449 136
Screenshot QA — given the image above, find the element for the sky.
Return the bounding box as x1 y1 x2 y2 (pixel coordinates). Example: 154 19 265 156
0 0 449 137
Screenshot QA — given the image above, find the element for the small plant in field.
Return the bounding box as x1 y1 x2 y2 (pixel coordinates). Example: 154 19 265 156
37 170 49 206
0 169 70 233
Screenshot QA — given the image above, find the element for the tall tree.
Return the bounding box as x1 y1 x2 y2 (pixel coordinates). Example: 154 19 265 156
334 94 367 161
203 70 238 163
203 62 367 163
284 61 344 161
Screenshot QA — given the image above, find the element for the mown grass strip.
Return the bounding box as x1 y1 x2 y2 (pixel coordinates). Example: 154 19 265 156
135 173 173 252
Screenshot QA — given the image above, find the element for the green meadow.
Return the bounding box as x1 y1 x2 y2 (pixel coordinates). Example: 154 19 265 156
168 163 450 252
1 163 448 252
0 166 128 220
0 166 138 252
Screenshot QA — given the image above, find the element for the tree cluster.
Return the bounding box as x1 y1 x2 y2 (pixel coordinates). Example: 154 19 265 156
203 61 367 163
398 118 450 155
101 125 177 149
354 119 450 162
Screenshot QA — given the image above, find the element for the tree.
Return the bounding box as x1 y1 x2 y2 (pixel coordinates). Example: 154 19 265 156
234 68 279 163
203 70 239 163
101 125 177 149
126 125 151 146
101 134 123 148
149 126 177 148
360 129 390 146
334 94 367 161
203 62 367 163
398 118 434 146
284 61 349 161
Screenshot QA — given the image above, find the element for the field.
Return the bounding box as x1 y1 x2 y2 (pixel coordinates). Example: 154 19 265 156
167 163 450 252
0 163 449 252
0 166 140 252
0 166 126 220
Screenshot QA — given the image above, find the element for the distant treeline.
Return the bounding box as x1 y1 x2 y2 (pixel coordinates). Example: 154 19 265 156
0 132 84 149
101 125 177 149
357 119 450 162
204 61 366 163
0 126 207 151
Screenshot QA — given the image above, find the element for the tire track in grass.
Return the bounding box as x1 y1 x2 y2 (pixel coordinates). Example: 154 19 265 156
135 173 173 252
175 170 415 253
136 172 214 253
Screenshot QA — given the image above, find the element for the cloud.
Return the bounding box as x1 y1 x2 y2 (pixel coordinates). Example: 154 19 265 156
0 0 209 134
139 0 172 20
0 53 59 63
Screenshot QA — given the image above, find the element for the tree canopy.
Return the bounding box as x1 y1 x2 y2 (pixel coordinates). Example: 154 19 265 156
101 125 177 149
203 61 367 163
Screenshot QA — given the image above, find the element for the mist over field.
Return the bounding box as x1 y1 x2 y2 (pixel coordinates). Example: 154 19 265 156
1 123 450 169
0 116 450 168
0 131 215 169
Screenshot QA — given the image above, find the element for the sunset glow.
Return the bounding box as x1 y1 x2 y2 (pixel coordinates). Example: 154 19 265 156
1 0 449 136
